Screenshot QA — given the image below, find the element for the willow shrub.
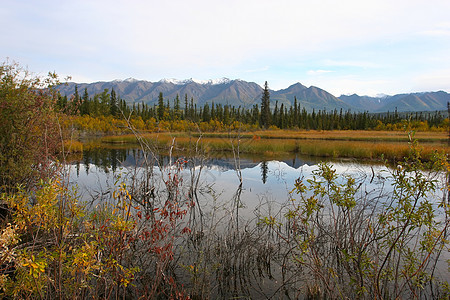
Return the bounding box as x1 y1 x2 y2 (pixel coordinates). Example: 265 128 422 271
0 61 62 193
0 165 192 299
262 136 449 298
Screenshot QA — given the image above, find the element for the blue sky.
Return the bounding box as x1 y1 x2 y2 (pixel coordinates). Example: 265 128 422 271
2 0 450 96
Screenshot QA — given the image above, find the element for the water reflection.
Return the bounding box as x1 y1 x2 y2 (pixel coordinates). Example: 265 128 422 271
72 147 129 176
71 147 323 185
69 146 393 224
260 161 268 184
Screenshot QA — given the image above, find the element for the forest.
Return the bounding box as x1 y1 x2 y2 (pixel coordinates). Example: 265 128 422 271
57 83 448 134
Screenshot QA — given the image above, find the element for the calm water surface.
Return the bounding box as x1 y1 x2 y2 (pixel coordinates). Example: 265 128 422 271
68 147 389 212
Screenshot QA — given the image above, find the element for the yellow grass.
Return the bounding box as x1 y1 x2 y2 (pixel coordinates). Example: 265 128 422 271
62 140 83 153
97 130 449 162
191 130 448 142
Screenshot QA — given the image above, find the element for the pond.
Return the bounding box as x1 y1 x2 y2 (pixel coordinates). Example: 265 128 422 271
67 146 449 298
69 147 387 204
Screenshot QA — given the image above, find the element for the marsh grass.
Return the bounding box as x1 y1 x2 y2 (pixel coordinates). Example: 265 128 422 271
294 140 412 160
190 130 448 142
62 140 84 153
97 131 448 162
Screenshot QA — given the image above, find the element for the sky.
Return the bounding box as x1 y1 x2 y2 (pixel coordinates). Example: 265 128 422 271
2 0 450 96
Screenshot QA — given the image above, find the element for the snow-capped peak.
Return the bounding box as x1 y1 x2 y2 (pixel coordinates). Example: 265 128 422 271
192 77 231 85
159 78 184 84
112 77 138 83
375 93 389 98
160 77 231 85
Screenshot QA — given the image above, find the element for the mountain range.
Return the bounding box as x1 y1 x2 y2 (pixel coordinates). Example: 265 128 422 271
57 78 450 113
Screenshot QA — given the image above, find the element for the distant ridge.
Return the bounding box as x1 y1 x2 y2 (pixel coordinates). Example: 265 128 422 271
339 91 450 112
57 79 450 113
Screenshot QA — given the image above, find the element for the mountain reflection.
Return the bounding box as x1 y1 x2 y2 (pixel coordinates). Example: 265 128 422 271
71 147 318 184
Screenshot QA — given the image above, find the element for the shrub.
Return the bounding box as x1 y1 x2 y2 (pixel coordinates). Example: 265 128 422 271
262 137 450 298
0 61 61 192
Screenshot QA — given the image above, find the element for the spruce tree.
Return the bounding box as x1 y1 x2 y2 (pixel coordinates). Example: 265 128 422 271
80 88 90 115
184 94 188 120
174 94 180 120
273 101 279 127
72 85 80 114
223 105 230 125
202 103 211 122
252 104 259 125
99 89 110 116
189 98 194 120
158 92 165 120
293 96 299 127
110 88 118 117
211 102 215 120
260 81 271 129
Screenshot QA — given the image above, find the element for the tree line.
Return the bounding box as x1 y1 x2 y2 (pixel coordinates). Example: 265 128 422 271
57 81 448 131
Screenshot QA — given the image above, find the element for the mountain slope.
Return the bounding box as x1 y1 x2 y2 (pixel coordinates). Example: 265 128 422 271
338 94 385 111
57 79 264 107
339 91 450 112
272 84 352 111
379 92 449 112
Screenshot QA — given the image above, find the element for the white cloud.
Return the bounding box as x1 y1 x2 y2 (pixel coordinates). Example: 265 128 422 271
418 21 450 37
420 29 450 37
244 66 270 73
2 0 450 94
307 70 335 76
413 69 450 92
322 60 382 69
301 75 394 97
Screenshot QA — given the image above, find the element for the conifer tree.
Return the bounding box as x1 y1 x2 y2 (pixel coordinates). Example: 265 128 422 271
252 104 259 125
293 96 299 127
189 98 194 120
184 94 188 120
57 94 68 113
279 103 285 128
99 89 110 116
223 104 230 125
273 101 279 127
158 92 165 120
260 81 271 129
80 88 90 115
211 102 216 120
174 94 181 119
110 88 118 117
72 85 81 114
202 103 211 122
92 94 100 116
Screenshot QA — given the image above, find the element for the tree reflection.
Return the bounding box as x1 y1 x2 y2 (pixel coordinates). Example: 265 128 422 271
260 160 268 184
78 147 128 174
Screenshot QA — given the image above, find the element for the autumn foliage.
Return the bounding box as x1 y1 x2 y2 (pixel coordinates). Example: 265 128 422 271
0 62 61 192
